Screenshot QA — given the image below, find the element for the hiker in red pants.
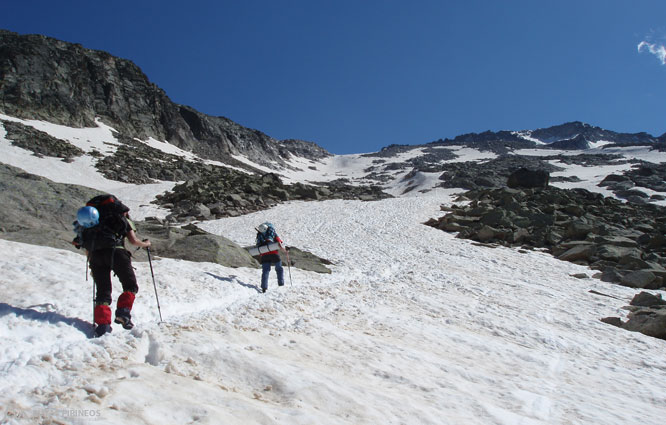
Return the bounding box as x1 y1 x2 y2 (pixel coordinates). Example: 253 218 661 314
74 195 151 337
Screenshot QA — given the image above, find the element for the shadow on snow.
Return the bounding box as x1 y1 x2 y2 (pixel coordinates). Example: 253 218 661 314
204 272 262 293
0 302 92 337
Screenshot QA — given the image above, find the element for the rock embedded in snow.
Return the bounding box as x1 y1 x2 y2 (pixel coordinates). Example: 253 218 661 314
1 120 84 161
603 292 666 340
425 186 666 292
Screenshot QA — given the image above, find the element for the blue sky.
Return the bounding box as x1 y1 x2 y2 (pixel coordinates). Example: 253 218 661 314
3 0 666 154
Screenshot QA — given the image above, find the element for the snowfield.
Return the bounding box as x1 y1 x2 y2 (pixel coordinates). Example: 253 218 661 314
2 192 666 424
1 116 666 424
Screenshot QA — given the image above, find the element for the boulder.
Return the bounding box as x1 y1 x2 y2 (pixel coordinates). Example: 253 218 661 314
161 234 258 268
620 271 658 289
630 291 666 307
246 246 332 274
601 292 666 340
596 245 643 263
0 164 100 252
475 226 498 243
133 222 257 268
621 310 666 340
565 221 594 240
599 174 631 186
507 168 550 189
558 244 596 263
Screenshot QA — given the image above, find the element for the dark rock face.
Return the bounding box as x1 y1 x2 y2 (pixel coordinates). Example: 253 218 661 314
425 186 666 290
0 30 172 140
0 30 330 168
507 168 550 189
547 134 590 150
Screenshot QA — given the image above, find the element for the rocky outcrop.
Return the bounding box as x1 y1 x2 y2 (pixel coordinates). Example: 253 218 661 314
246 245 332 274
0 30 330 168
547 134 590 150
92 133 245 184
0 164 331 272
436 156 562 191
425 186 666 290
1 120 84 161
132 222 258 268
155 171 391 223
599 163 666 203
0 163 100 249
135 222 335 273
602 292 666 340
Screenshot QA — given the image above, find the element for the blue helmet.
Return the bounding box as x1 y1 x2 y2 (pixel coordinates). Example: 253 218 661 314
257 222 274 233
77 206 100 228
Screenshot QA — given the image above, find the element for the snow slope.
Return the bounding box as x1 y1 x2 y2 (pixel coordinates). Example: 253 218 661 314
2 191 666 424
1 116 666 424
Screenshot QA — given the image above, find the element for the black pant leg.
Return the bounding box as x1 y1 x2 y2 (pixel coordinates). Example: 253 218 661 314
89 250 113 305
112 249 139 294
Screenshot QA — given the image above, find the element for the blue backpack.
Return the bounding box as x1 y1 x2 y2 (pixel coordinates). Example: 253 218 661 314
256 223 278 247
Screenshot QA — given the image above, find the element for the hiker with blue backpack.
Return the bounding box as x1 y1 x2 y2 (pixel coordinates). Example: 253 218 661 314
73 195 151 337
255 222 287 293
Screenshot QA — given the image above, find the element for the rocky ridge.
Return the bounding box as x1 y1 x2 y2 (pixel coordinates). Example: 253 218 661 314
398 121 664 156
0 29 329 168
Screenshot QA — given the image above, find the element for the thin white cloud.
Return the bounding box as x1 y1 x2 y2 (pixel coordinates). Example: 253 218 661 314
638 41 666 65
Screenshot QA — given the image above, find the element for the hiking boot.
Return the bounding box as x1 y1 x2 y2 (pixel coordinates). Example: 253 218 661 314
262 288 267 293
94 324 112 338
114 307 134 330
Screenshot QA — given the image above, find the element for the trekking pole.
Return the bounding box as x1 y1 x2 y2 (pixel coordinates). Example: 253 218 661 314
92 274 96 336
146 247 164 323
86 252 95 336
285 247 293 287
